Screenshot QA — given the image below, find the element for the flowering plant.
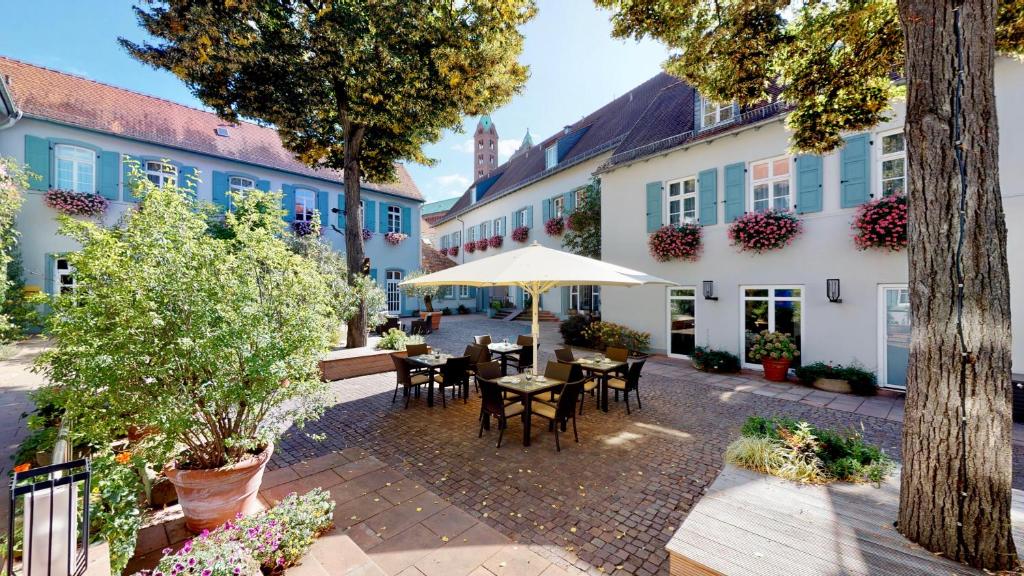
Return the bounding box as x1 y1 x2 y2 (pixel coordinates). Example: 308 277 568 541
488 234 503 248
447 245 459 257
291 220 319 237
463 241 476 254
362 228 374 241
728 210 802 253
544 216 564 236
43 189 109 217
438 247 448 256
852 194 907 251
648 224 702 262
384 232 408 246
511 226 529 243
747 330 800 361
566 211 585 232
476 238 489 252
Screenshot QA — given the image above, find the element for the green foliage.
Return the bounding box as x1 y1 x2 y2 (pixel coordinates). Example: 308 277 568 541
795 361 879 395
401 271 442 312
747 330 800 361
559 313 595 347
562 179 601 258
595 0 1024 153
1 249 39 340
582 320 651 353
89 451 145 574
724 436 787 474
375 328 424 351
0 158 27 342
286 223 374 327
691 347 741 373
36 184 336 470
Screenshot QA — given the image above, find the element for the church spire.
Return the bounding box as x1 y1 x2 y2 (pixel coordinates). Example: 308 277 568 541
513 128 533 158
474 115 498 179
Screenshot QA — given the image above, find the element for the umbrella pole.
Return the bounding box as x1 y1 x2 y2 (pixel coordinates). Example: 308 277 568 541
531 283 540 376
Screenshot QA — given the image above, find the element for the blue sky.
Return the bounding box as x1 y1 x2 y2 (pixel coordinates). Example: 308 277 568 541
0 0 669 203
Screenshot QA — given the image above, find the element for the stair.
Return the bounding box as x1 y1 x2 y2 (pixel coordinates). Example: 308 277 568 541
506 309 560 322
493 307 518 320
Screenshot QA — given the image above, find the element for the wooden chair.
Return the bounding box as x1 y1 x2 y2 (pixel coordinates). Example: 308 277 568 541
474 335 492 346
435 355 470 407
607 358 646 414
391 354 429 409
406 343 429 356
478 376 524 448
554 347 575 363
530 379 584 452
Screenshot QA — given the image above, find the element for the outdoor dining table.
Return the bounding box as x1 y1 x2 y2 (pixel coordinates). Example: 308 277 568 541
487 342 523 376
407 353 451 407
492 374 565 447
572 357 628 412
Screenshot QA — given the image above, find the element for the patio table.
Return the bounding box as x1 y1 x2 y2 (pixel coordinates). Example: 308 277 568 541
407 353 452 407
487 342 523 376
493 374 565 447
572 357 628 412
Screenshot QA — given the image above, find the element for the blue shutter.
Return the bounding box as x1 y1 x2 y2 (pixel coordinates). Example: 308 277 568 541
526 205 534 228
840 133 871 208
364 200 377 232
43 253 55 296
469 286 478 298
369 268 377 281
698 168 718 226
336 193 345 229
565 191 575 213
693 91 703 132
511 211 519 229
212 171 229 209
379 202 389 233
281 185 296 222
561 286 570 314
179 166 199 192
24 135 50 191
401 206 411 234
724 162 746 222
317 191 329 227
796 155 824 214
542 198 551 223
500 216 507 236
99 151 120 199
256 179 271 192
645 181 662 232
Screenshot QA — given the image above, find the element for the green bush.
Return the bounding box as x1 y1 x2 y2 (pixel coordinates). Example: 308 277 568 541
691 347 741 373
559 313 593 347
795 361 878 395
457 304 470 314
442 307 452 316
582 321 651 354
375 328 424 351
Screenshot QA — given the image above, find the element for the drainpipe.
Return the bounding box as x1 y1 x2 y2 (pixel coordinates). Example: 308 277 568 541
455 216 465 265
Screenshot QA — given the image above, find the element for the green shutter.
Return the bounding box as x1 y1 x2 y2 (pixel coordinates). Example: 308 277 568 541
24 135 50 191
212 171 229 209
317 191 329 227
526 205 534 228
840 133 871 208
796 155 823 214
99 151 120 199
401 206 411 234
379 202 389 233
723 162 746 222
179 166 199 192
645 181 662 232
542 198 551 223
281 184 296 222
43 253 55 296
364 200 377 231
257 179 271 192
336 193 345 229
698 168 718 226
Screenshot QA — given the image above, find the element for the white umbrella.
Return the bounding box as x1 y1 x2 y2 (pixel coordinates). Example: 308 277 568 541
400 242 675 375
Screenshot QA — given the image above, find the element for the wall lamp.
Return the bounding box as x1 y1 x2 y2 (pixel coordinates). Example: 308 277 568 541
702 280 718 301
826 278 842 303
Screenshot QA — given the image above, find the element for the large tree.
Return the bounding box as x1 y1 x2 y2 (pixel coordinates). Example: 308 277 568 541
122 0 535 347
596 0 1023 569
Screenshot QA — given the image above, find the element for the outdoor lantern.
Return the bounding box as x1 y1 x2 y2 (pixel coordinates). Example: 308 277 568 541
702 280 718 301
826 278 842 303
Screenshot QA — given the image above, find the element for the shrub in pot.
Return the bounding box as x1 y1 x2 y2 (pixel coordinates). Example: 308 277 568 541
37 186 337 532
747 331 800 381
795 362 879 396
691 347 741 373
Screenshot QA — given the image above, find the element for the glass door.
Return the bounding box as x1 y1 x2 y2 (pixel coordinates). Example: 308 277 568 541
667 287 697 357
386 270 403 314
741 286 803 368
879 285 910 390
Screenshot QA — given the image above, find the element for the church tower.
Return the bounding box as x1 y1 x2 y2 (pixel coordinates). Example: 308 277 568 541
474 115 498 179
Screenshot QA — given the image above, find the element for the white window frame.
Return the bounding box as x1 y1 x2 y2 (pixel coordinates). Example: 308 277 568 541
667 287 697 359
877 283 910 391
385 270 403 314
228 176 255 193
552 196 564 219
877 128 907 198
453 231 461 247
749 156 793 213
545 145 557 169
702 100 735 127
480 221 488 239
493 217 503 237
54 144 96 193
294 188 316 222
444 286 455 299
665 176 697 225
739 285 805 370
516 208 529 228
359 200 365 229
387 205 402 233
54 256 76 295
574 188 586 209
468 226 476 243
460 285 471 299
144 160 178 188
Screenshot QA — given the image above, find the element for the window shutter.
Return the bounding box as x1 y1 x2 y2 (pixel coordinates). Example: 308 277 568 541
840 133 871 208
698 168 718 226
561 286 570 313
500 216 507 236
512 211 519 229
364 200 377 232
401 206 412 234
369 268 377 281
379 202 389 233
257 179 271 192
796 155 824 214
281 184 296 222
99 151 120 199
469 286 478 298
24 135 50 191
526 205 534 228
723 162 746 222
565 191 575 213
212 171 229 209
44 253 55 296
179 166 198 192
316 191 329 226
336 193 345 229
542 198 551 223
645 181 662 233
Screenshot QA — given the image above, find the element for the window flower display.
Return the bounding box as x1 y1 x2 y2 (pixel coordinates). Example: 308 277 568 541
476 238 489 252
488 234 503 248
447 245 459 257
648 223 703 262
362 228 374 241
464 241 477 254
511 225 529 243
728 209 802 253
852 193 908 251
384 231 408 246
544 216 565 236
43 189 109 217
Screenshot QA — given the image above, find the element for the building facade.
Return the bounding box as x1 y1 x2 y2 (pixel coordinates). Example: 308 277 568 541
0 56 424 317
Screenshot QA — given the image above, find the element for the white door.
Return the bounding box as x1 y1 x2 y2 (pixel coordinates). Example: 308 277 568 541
740 286 804 369
386 270 403 315
878 285 910 390
667 287 697 358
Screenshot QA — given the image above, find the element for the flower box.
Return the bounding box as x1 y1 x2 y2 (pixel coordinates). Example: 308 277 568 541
448 245 459 257
852 193 907 251
728 209 802 253
648 223 702 262
464 241 476 254
43 189 109 217
476 238 489 252
544 216 565 236
384 232 408 246
362 228 374 241
488 234 503 248
511 226 529 243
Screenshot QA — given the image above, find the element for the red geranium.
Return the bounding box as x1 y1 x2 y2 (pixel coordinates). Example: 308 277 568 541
648 224 703 262
476 238 489 252
852 194 908 251
464 241 476 254
511 226 529 243
488 234 503 248
544 217 565 236
728 210 803 253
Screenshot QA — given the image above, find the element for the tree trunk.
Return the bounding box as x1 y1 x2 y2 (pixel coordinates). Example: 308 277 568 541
344 125 368 348
424 294 434 312
897 0 1016 569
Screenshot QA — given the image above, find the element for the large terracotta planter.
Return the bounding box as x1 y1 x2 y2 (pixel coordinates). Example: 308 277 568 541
164 443 273 532
762 358 792 382
420 311 442 330
813 377 853 394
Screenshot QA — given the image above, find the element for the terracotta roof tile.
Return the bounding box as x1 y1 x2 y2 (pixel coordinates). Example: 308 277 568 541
421 241 456 273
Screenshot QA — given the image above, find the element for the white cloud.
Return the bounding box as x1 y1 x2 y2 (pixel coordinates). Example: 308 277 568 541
497 139 521 161
436 173 470 189
452 138 475 154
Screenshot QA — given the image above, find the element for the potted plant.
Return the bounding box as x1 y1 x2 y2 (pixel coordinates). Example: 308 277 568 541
38 186 337 532
43 189 110 217
648 223 703 262
747 331 800 381
852 193 908 251
795 362 879 395
544 216 565 236
728 209 802 253
511 225 530 243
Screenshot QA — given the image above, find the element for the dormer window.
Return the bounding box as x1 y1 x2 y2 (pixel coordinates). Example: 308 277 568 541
702 99 734 127
545 145 557 169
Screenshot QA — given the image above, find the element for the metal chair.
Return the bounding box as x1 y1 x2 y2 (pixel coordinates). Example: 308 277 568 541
435 355 470 406
607 358 646 414
530 379 584 452
391 354 429 409
478 376 524 448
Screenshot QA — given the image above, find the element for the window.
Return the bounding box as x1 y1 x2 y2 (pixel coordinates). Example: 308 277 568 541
516 208 529 228
750 157 792 213
569 285 600 313
54 257 76 295
468 226 476 243
493 218 503 237
229 176 255 193
666 177 697 225
385 270 403 314
702 100 734 127
490 156 495 166
54 144 95 193
879 130 906 197
742 286 803 368
359 200 365 229
574 188 587 209
145 161 177 188
294 188 316 222
444 286 455 299
387 204 401 233
489 141 495 150
478 141 484 149
460 285 471 298
545 145 557 169
667 287 696 358
552 195 564 219
479 221 488 239
453 231 461 246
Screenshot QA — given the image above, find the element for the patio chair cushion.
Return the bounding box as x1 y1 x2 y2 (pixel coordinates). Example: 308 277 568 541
503 403 525 418
582 379 598 392
607 377 627 390
530 400 557 420
411 374 430 386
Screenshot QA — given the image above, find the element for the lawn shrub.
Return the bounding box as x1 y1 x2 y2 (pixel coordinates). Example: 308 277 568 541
691 347 741 373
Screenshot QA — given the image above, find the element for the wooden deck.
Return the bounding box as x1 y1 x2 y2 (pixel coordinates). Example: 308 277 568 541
666 464 1024 576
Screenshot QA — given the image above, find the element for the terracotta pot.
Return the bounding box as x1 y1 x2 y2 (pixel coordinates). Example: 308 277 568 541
164 443 273 532
762 358 792 382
